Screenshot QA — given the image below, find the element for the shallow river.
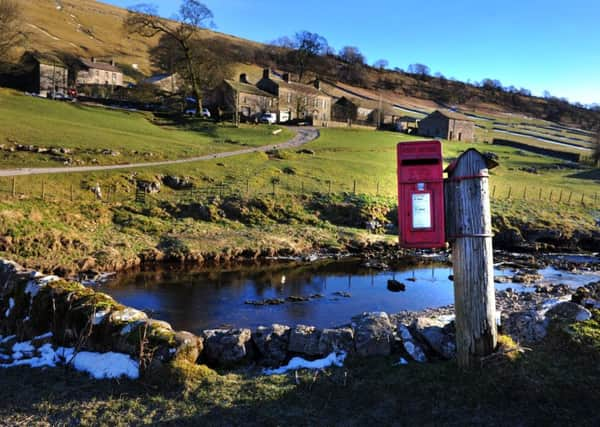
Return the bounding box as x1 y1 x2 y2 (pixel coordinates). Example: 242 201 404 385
96 259 600 333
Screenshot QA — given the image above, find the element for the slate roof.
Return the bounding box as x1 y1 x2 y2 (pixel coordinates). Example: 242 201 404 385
432 109 473 121
224 80 276 97
24 52 67 68
79 58 121 73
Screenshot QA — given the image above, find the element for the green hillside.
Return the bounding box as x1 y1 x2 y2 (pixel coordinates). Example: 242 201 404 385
0 89 293 167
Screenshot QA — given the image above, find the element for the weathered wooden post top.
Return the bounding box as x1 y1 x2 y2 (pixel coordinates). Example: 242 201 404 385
445 148 498 368
397 141 499 369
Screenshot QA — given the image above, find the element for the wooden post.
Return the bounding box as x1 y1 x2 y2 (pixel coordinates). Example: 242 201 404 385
353 180 356 194
11 177 15 198
70 184 74 202
41 181 45 201
445 149 498 369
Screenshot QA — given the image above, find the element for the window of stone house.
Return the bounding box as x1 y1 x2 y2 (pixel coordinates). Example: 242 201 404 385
112 73 117 81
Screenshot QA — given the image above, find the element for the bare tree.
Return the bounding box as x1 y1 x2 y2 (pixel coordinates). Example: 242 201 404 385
373 59 388 70
0 0 24 62
273 31 329 81
125 1 214 114
407 63 430 77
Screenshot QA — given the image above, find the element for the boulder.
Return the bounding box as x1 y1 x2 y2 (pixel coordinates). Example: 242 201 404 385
288 324 321 356
512 269 543 284
174 331 203 364
318 327 354 355
411 317 456 360
397 324 427 363
353 312 394 357
162 175 193 190
201 328 252 366
252 324 290 366
546 302 592 323
502 310 548 343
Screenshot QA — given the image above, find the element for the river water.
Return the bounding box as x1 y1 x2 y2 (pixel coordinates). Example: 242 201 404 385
95 259 600 333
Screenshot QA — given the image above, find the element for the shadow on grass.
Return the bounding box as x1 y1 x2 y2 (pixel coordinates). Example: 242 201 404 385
567 169 600 183
1 335 599 426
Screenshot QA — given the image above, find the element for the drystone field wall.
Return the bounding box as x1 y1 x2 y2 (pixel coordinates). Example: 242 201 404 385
2 258 598 376
0 259 442 371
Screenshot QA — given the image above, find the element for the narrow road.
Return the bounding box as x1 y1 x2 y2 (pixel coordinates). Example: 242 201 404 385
0 127 319 177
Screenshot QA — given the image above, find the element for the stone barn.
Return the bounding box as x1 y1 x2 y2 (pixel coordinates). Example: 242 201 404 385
418 110 474 142
20 52 69 97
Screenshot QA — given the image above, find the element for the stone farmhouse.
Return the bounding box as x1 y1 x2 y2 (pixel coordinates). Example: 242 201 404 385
418 110 475 142
331 95 397 126
209 74 277 120
20 52 69 97
256 69 331 125
141 73 182 94
75 57 124 87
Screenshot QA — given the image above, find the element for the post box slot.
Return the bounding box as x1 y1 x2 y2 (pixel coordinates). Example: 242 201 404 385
401 158 439 166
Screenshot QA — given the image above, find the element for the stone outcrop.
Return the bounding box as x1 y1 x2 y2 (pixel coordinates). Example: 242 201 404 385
353 312 394 357
288 324 321 356
252 324 290 366
201 328 252 366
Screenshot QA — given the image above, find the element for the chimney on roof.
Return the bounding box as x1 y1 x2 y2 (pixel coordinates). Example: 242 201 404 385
239 73 248 84
262 68 270 79
282 73 290 83
314 79 321 90
91 57 96 63
110 58 115 67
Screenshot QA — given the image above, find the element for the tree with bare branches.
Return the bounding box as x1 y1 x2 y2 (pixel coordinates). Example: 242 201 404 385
0 0 24 62
125 1 214 114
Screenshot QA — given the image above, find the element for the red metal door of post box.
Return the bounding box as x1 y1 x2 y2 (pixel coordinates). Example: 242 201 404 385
396 140 445 248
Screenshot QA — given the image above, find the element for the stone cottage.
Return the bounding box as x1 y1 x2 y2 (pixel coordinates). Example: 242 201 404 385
75 57 124 87
257 69 331 125
418 110 474 142
210 74 277 121
141 73 182 94
20 52 69 97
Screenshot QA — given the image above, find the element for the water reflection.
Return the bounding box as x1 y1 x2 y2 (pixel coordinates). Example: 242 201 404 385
95 259 600 333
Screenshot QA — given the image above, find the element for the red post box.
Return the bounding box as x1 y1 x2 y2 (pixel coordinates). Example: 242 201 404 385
396 140 445 248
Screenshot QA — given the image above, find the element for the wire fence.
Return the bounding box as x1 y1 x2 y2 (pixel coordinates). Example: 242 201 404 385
0 175 597 210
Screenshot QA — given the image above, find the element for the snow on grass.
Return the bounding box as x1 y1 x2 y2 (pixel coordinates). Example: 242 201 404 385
1 338 139 380
69 351 139 380
264 351 347 375
33 332 53 341
93 310 110 325
0 335 16 344
25 274 60 298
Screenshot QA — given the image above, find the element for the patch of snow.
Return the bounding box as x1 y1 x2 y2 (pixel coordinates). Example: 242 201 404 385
436 314 455 325
264 351 347 375
1 335 16 344
393 357 409 366
33 332 53 341
5 297 14 317
69 351 139 379
25 275 59 298
1 341 139 379
93 310 110 325
12 340 34 354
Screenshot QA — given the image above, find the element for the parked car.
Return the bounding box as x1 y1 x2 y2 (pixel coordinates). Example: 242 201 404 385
184 107 211 117
259 112 277 124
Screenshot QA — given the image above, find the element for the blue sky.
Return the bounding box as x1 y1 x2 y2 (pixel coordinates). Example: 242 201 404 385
103 0 600 105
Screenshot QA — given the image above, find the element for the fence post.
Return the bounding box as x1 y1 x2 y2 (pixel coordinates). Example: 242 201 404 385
507 186 512 200
41 181 45 201
549 190 553 201
376 181 380 196
70 184 74 202
11 177 15 198
558 190 563 203
445 149 497 369
538 188 542 200
353 180 356 194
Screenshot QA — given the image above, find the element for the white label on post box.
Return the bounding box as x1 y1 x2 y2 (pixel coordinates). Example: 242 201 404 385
412 193 431 229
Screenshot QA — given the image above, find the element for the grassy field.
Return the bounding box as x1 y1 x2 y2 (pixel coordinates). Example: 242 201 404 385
0 89 294 167
1 320 599 426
